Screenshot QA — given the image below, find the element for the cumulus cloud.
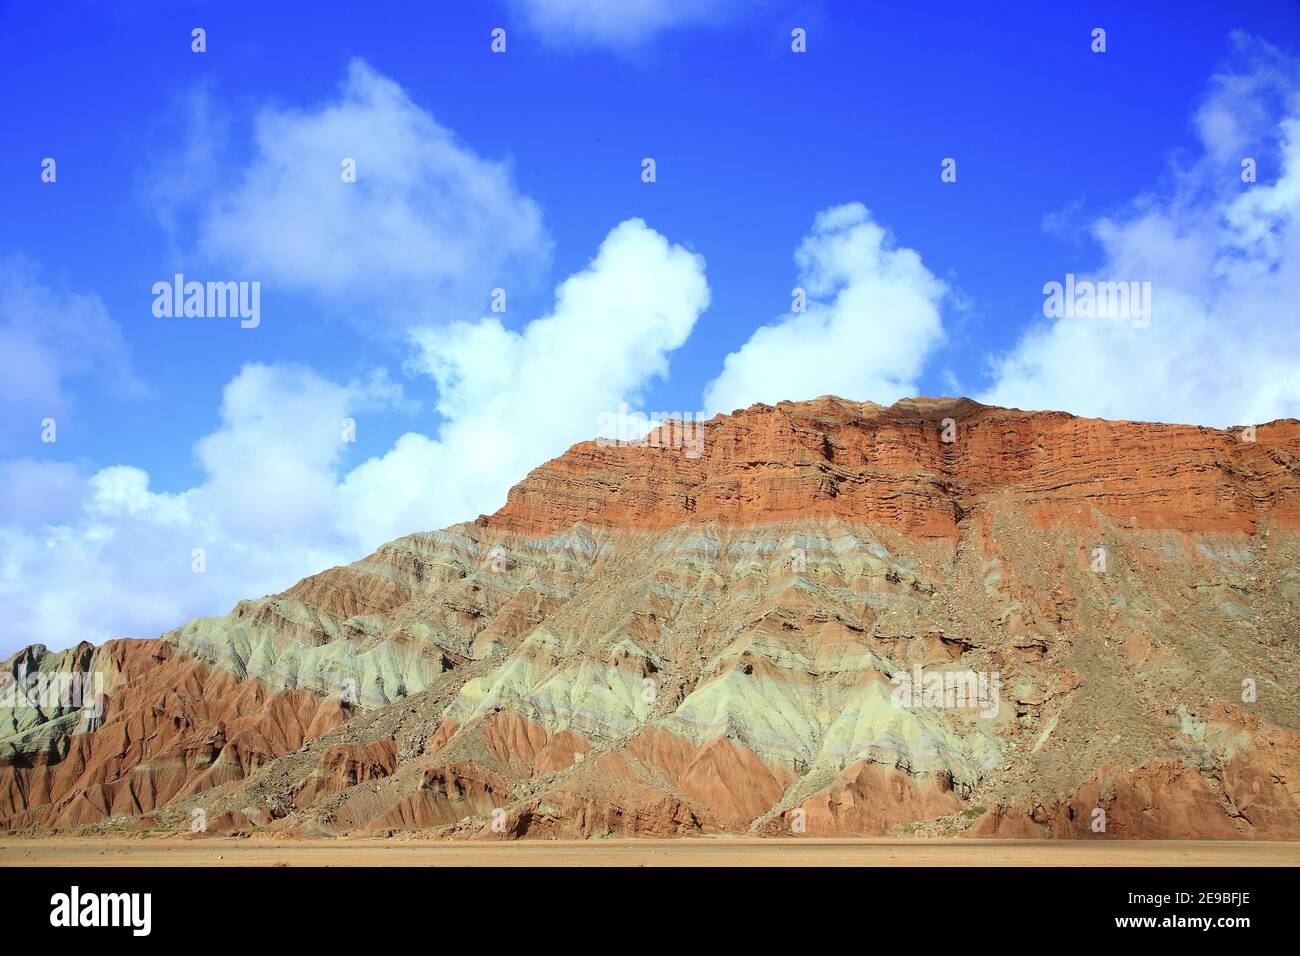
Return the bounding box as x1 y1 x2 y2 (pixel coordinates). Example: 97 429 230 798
981 35 1300 427
192 60 549 321
703 203 948 414
513 0 747 49
0 220 708 655
0 260 140 450
342 217 709 542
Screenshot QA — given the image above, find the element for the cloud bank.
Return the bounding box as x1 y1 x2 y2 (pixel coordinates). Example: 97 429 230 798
981 36 1300 427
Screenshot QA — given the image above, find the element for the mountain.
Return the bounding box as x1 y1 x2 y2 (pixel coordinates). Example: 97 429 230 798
3 396 1298 839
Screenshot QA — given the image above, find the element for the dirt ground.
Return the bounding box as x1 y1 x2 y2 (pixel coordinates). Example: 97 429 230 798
1 837 1296 867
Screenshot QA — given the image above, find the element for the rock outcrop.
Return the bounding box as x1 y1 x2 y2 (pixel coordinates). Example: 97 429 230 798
3 396 1298 839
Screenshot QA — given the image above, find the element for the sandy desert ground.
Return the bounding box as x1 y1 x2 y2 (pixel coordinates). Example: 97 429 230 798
1 837 1296 867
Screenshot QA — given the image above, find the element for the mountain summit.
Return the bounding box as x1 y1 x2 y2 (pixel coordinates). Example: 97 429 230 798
3 397 1298 838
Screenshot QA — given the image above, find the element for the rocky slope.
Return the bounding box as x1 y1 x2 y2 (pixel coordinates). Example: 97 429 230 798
3 396 1298 839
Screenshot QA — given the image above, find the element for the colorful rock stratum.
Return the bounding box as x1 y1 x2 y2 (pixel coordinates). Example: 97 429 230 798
3 396 1299 839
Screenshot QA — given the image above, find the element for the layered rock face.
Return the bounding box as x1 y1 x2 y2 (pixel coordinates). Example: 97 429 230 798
3 397 1298 838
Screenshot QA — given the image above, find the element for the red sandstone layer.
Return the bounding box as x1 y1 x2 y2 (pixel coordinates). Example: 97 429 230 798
480 397 1300 539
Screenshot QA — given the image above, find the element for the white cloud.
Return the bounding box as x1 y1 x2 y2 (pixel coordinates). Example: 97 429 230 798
0 219 708 656
703 203 948 414
195 60 549 320
513 0 746 49
342 217 709 542
0 259 139 450
981 36 1300 427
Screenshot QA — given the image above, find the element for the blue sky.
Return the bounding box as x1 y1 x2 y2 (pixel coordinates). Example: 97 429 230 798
2 0 1300 653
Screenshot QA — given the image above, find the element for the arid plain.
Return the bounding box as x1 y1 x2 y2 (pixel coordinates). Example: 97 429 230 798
2 837 1297 867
